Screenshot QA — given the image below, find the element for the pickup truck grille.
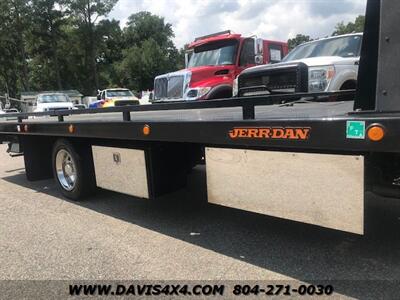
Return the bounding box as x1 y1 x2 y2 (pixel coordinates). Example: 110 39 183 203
238 63 308 97
154 75 184 100
114 100 139 106
46 107 70 111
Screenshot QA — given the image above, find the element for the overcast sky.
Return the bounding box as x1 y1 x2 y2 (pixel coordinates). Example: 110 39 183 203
109 0 367 48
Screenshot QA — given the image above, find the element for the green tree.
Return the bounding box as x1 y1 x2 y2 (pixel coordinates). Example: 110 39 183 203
0 1 190 99
0 0 35 97
116 38 166 91
117 12 182 92
56 20 93 93
174 47 186 71
96 19 124 88
0 1 18 96
287 34 312 51
333 15 365 36
11 0 32 91
124 11 174 49
29 0 66 90
64 0 118 93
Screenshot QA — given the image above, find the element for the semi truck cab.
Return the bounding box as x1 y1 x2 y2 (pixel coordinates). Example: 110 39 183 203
153 31 288 102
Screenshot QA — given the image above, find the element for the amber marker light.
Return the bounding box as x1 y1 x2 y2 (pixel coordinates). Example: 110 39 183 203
367 124 385 142
143 124 151 136
68 124 75 134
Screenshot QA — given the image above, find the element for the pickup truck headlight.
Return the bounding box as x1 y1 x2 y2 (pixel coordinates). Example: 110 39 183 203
232 77 239 97
308 66 335 92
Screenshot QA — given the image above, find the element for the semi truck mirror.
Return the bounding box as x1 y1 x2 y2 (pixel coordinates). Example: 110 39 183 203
254 38 264 64
255 55 263 64
185 52 189 68
184 50 194 68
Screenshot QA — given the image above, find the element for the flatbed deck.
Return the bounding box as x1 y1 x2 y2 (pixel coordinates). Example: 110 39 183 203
1 101 354 123
1 93 400 154
0 91 400 153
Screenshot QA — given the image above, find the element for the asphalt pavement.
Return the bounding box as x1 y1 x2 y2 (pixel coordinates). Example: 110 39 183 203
1 144 400 299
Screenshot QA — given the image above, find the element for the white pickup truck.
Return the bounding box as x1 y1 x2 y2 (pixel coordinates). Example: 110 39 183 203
234 33 362 97
34 93 75 113
94 88 139 108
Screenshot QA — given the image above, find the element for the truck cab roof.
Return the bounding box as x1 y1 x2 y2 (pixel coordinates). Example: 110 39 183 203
36 92 68 97
100 88 130 92
295 32 363 48
188 33 242 49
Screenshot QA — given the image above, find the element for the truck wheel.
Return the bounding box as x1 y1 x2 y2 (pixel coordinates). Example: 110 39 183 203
52 139 96 200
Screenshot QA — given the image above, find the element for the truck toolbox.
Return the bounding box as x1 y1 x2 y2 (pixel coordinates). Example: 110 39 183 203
90 143 200 199
92 146 149 199
206 148 364 234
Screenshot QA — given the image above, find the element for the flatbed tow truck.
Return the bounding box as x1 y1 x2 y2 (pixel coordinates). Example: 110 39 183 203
0 0 398 235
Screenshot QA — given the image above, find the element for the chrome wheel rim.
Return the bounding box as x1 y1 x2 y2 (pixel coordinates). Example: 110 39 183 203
55 149 77 191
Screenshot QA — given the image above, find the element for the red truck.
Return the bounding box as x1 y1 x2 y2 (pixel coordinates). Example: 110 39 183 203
153 30 288 101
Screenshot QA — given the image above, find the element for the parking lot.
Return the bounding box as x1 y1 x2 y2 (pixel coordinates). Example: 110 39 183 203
1 144 400 298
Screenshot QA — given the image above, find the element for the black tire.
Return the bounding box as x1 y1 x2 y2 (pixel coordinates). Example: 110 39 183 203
52 139 96 200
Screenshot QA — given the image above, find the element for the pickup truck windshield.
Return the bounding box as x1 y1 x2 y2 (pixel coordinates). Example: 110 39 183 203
283 35 362 62
106 90 133 97
37 94 69 103
188 40 238 68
